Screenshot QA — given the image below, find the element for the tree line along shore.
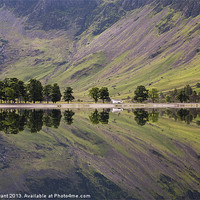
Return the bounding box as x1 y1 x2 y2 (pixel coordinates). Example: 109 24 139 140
0 78 200 104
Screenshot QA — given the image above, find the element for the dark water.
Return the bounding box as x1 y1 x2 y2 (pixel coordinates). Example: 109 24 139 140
0 108 200 200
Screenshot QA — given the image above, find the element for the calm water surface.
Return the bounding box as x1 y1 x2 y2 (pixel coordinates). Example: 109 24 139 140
0 108 200 200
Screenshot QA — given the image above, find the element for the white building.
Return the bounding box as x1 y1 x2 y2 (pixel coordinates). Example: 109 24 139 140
111 99 123 104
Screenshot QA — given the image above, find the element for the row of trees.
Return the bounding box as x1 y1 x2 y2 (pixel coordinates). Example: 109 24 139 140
133 85 200 103
0 77 199 104
89 87 110 103
0 78 75 103
165 85 200 103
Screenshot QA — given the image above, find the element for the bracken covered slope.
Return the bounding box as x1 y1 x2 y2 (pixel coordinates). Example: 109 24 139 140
0 0 200 99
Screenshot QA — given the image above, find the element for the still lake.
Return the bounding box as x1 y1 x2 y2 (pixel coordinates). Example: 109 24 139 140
0 108 200 200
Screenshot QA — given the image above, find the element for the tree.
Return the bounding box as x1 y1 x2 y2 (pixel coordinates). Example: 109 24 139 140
166 95 172 103
169 88 178 102
0 81 4 103
1 78 20 103
50 83 62 103
89 87 99 103
8 78 20 103
23 86 29 103
184 85 193 96
43 85 52 103
99 87 110 103
3 87 15 103
149 88 159 103
196 83 200 88
27 79 43 103
18 80 26 103
190 91 198 103
176 90 189 103
63 87 75 103
133 85 148 102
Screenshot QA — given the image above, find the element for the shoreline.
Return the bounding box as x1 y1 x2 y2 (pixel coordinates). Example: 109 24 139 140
0 103 199 109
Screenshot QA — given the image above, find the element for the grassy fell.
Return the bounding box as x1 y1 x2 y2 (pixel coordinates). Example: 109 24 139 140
0 6 200 100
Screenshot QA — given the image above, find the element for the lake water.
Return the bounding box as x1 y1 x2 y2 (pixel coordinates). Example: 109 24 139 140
0 108 200 200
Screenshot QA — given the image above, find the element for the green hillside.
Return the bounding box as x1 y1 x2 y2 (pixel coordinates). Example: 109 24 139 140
0 0 200 100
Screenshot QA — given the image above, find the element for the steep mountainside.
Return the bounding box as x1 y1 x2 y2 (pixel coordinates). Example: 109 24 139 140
0 0 200 99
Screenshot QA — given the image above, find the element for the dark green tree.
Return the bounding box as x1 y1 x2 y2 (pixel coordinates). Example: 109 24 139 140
184 85 193 96
99 87 110 103
166 95 172 103
0 81 4 103
50 83 62 103
176 91 189 103
190 91 198 103
63 87 75 103
64 110 75 125
89 87 99 103
168 88 178 102
133 86 148 103
149 88 159 103
9 78 20 102
43 84 52 103
3 87 15 103
27 79 43 103
196 83 200 88
23 85 29 103
18 80 26 103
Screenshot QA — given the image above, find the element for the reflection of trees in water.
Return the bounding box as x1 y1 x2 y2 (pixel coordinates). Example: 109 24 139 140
44 110 62 128
133 109 149 126
166 108 199 125
177 109 193 124
64 110 75 125
0 110 26 134
133 108 200 126
27 110 43 133
89 109 110 124
0 109 62 134
148 110 159 123
133 109 160 126
0 108 200 134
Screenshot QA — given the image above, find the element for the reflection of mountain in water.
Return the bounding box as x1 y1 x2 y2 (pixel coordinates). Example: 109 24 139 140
0 108 200 199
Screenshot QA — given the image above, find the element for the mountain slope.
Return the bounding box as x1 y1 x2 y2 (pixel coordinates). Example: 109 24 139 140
0 0 200 99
